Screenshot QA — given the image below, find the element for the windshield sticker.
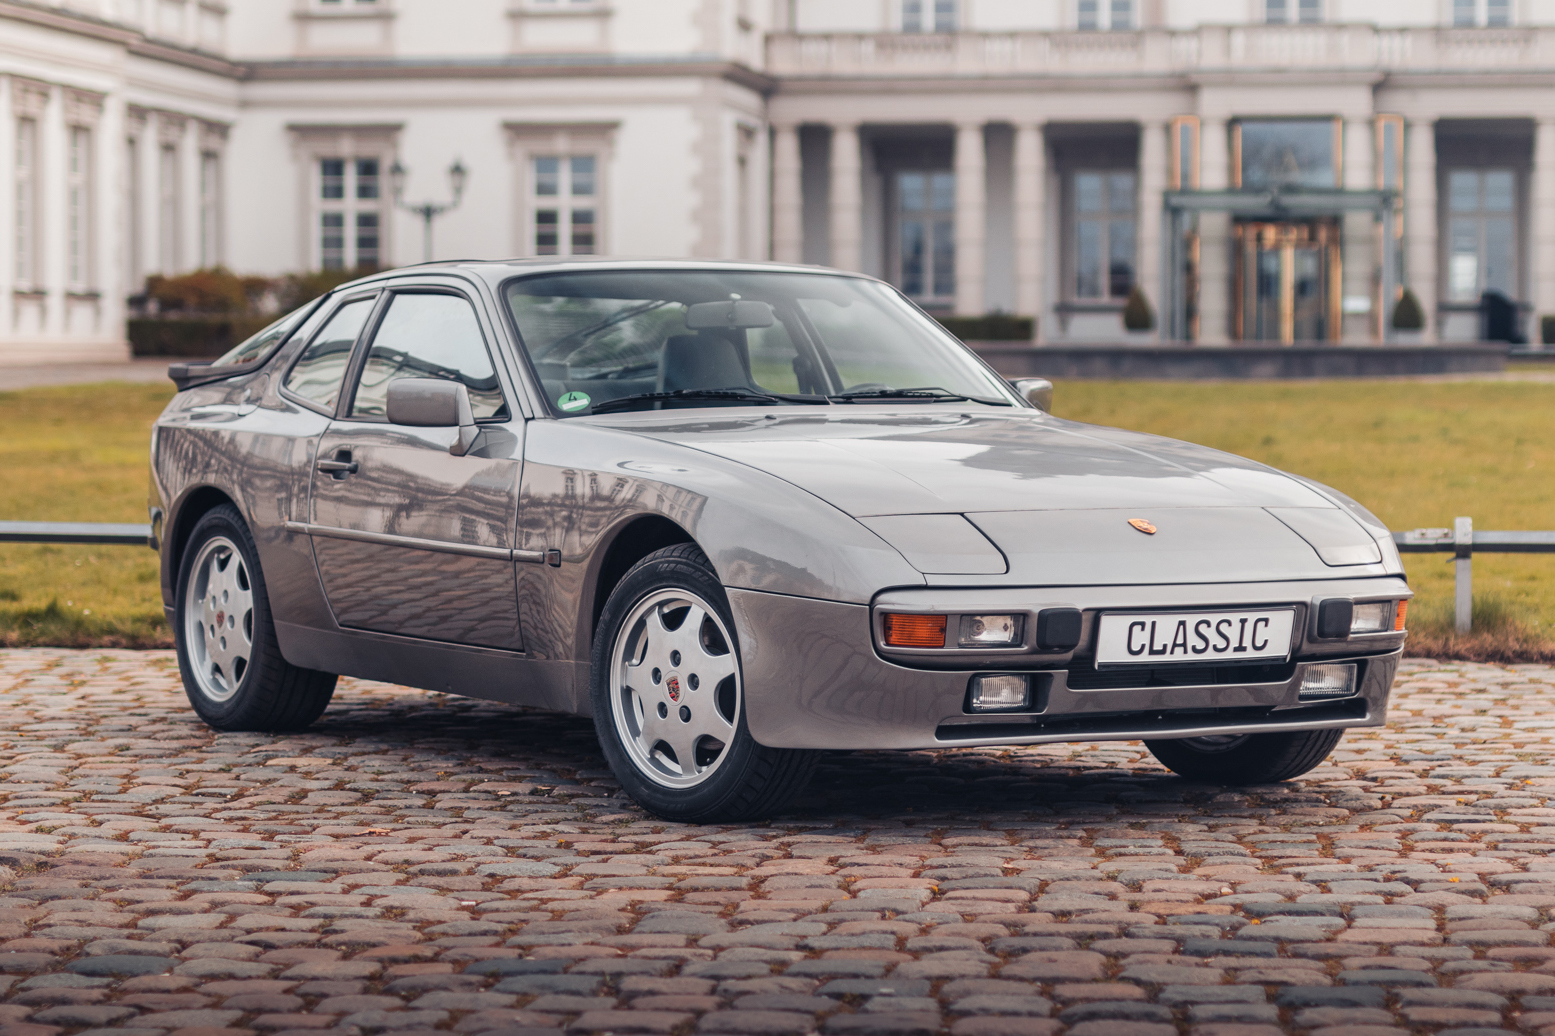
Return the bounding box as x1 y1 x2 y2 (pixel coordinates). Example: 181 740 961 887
557 391 592 412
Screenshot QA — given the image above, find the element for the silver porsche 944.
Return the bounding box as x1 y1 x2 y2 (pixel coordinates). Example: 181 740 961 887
151 260 1411 821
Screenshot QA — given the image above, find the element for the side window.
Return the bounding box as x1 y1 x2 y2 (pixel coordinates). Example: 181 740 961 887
349 292 507 420
283 297 375 411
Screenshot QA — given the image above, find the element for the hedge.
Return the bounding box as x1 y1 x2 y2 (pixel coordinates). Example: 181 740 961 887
127 317 275 359
933 314 1036 341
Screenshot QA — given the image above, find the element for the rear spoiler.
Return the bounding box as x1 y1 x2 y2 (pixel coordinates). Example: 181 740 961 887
167 359 263 392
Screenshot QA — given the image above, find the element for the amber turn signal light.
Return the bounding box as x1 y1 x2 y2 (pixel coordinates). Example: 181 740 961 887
883 613 947 648
1395 600 1408 631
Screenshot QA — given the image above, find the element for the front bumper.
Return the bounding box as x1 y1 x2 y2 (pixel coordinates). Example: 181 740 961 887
729 577 1407 751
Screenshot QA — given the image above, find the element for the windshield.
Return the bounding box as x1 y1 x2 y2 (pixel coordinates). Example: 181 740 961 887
503 270 1016 416
207 296 328 368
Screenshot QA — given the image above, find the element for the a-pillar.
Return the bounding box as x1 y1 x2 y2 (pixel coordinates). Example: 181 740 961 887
1533 117 1555 343
1405 117 1438 341
1013 122 1046 338
1196 116 1231 344
954 121 986 316
828 122 862 271
1136 119 1167 339
771 123 802 264
1342 115 1377 342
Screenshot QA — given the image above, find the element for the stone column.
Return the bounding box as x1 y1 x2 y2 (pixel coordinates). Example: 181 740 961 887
1534 117 1555 342
828 122 862 272
1136 119 1167 339
1405 117 1438 341
954 121 986 316
1197 116 1231 343
1013 122 1046 336
771 122 803 264
1342 115 1377 342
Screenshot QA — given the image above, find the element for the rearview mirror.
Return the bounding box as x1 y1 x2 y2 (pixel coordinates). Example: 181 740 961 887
386 378 479 456
685 300 775 330
1010 377 1054 413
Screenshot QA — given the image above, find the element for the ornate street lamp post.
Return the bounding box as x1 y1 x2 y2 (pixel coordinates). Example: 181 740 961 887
390 158 468 263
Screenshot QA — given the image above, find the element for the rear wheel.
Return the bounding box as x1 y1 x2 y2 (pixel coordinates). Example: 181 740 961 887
590 543 818 822
175 505 336 731
1144 728 1344 784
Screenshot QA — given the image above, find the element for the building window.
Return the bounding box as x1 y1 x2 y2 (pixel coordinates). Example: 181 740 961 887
1078 0 1133 30
159 143 180 273
1265 0 1321 22
895 171 954 304
1169 116 1200 190
1072 171 1135 299
902 0 955 32
318 157 385 270
1234 119 1339 190
14 117 38 289
531 155 597 257
199 151 221 268
1454 0 1511 26
1446 168 1517 302
67 127 92 290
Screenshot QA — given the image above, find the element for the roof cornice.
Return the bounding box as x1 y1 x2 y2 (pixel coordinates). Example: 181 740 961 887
243 55 775 93
0 0 243 78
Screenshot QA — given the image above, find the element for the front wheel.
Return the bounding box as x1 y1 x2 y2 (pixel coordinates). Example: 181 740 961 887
1144 728 1344 784
174 504 336 731
590 544 818 822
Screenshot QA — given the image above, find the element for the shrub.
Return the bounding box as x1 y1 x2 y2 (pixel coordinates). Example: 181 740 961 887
1392 287 1425 331
1122 286 1155 332
934 313 1035 341
144 267 269 315
276 267 380 311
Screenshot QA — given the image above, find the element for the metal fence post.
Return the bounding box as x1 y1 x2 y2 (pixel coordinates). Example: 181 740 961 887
1455 516 1473 634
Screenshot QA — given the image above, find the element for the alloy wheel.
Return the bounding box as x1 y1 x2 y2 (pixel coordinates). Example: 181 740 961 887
183 536 255 702
609 588 740 789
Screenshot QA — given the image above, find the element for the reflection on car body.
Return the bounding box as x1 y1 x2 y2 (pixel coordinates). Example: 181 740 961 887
151 260 1411 821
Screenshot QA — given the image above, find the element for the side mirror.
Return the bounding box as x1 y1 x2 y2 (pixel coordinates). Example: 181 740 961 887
386 378 479 456
1010 377 1054 413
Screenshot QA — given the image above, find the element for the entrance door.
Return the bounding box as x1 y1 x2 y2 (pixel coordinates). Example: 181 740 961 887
1234 220 1340 343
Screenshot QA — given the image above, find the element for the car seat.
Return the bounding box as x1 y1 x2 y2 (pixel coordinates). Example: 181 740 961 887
658 332 752 393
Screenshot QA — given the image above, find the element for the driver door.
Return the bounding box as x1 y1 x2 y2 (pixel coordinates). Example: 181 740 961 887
307 288 525 650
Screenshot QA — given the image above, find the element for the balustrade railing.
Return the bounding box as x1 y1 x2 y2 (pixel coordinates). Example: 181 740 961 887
767 24 1555 77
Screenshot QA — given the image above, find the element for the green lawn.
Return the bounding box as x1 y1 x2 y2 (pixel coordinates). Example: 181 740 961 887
1 377 1551 656
0 382 173 647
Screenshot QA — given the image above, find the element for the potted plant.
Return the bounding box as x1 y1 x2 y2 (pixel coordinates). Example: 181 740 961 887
1122 285 1155 341
1392 287 1425 343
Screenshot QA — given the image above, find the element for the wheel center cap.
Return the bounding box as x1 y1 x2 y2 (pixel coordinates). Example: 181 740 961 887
666 675 681 703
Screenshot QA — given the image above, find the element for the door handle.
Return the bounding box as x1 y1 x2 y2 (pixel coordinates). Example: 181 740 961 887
317 450 358 478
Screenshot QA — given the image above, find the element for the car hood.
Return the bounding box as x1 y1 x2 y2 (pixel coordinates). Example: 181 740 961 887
627 408 1393 585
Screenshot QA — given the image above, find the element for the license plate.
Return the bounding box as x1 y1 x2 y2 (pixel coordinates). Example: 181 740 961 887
1095 609 1296 666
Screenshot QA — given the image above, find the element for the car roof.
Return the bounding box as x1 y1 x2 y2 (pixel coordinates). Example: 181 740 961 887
327 258 880 294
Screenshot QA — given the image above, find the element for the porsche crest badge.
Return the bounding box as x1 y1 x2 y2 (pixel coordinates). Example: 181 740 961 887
1128 518 1158 535
666 676 682 703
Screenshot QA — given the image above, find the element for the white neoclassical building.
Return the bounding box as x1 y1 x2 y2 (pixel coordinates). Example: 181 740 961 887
6 0 1555 362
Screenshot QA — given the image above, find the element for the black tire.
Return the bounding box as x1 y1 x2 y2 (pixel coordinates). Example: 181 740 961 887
174 504 336 731
1144 728 1344 784
590 543 819 823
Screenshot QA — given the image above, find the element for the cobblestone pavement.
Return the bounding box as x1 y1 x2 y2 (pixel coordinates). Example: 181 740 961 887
2 652 1555 1036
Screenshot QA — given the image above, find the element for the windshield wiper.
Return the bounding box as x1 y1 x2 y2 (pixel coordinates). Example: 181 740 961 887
830 386 1012 406
588 387 827 415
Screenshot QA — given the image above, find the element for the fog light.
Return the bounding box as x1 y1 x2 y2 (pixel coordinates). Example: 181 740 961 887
1299 663 1357 700
969 674 1031 712
882 613 946 648
1350 602 1395 634
959 614 1022 648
